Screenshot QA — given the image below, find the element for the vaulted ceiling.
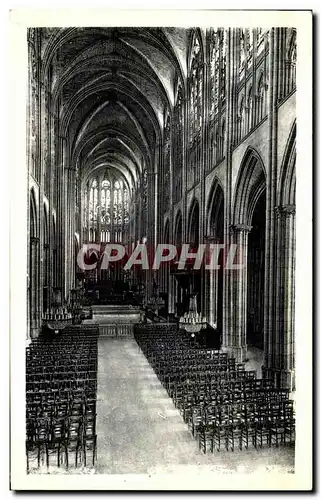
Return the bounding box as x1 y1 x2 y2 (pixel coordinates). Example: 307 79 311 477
42 27 191 192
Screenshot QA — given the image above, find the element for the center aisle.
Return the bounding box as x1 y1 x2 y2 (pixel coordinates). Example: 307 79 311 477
95 338 294 475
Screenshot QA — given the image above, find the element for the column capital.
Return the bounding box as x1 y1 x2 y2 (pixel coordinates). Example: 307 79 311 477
64 165 76 172
230 223 252 234
30 236 39 246
275 204 296 217
204 235 220 244
282 204 296 215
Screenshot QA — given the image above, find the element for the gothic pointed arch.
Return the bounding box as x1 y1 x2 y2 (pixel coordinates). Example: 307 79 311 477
233 147 266 226
279 121 296 206
29 188 38 239
164 218 170 244
28 187 38 338
206 178 225 240
174 210 183 247
187 198 200 246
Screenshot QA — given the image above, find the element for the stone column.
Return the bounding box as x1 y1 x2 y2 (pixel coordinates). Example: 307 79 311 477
168 274 176 315
64 166 76 298
56 136 66 296
146 170 157 300
223 28 240 353
121 182 125 242
265 205 296 389
199 60 208 317
223 224 252 362
182 96 188 246
206 237 220 327
281 205 296 389
43 242 50 312
86 183 90 242
46 86 54 308
263 28 282 382
30 236 40 338
96 176 102 281
111 178 115 243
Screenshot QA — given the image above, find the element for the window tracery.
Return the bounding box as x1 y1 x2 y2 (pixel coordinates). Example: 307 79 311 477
189 35 203 141
173 84 184 203
210 28 227 115
85 173 129 242
164 114 171 210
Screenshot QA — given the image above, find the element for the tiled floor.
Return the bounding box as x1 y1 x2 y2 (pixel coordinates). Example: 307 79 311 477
95 338 295 475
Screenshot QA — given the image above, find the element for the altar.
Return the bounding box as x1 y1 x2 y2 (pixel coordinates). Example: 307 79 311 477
85 304 142 337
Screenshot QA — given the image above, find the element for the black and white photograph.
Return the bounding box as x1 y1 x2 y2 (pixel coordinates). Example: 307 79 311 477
9 9 312 491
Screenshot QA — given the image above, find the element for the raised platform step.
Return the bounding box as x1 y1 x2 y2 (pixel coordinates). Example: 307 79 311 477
91 305 141 314
83 319 134 338
91 305 142 325
98 323 134 338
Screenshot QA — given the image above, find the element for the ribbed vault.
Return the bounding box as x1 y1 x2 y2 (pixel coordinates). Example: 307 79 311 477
42 27 188 194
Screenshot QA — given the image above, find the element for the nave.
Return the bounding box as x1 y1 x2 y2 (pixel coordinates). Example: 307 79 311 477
27 26 297 392
22 24 302 486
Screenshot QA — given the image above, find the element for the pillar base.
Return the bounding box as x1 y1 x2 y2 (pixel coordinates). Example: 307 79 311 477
222 344 248 363
262 367 295 391
30 327 41 339
281 369 295 391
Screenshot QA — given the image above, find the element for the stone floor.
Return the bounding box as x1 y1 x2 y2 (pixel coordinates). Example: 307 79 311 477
95 338 295 475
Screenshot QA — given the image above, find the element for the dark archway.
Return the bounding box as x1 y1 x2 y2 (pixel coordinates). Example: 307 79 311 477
247 190 266 348
163 219 170 288
173 211 185 316
187 199 201 311
232 147 266 357
174 210 182 247
43 204 49 312
188 199 200 248
207 182 224 335
164 219 170 244
74 235 80 290
161 219 170 315
29 189 38 337
52 216 57 289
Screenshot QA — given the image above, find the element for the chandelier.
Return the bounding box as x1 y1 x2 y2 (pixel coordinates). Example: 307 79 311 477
43 306 73 333
179 294 207 333
146 280 165 316
42 287 73 333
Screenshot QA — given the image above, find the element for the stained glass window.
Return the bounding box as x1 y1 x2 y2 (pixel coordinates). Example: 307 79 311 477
89 178 98 223
101 179 111 225
85 173 130 243
287 28 296 94
164 114 171 210
124 188 129 224
189 35 203 141
210 29 227 115
174 84 183 203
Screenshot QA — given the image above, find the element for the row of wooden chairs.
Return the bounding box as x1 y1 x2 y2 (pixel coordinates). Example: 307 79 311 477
134 328 295 453
26 328 99 471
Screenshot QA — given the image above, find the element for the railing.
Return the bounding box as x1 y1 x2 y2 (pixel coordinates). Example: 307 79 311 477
98 323 134 337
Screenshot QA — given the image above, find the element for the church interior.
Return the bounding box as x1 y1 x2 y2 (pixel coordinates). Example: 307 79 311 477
26 27 296 475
